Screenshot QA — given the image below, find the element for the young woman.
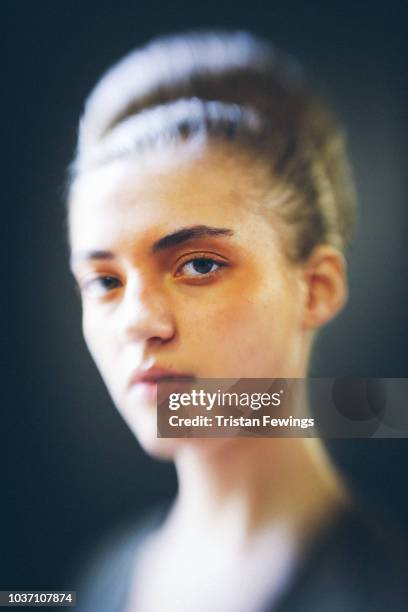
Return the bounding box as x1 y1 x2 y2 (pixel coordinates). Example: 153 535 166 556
69 30 407 612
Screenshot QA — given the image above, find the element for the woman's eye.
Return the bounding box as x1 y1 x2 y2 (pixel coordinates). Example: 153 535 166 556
178 257 225 278
80 275 121 297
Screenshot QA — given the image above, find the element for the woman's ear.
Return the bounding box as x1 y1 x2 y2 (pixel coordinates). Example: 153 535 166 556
301 245 348 330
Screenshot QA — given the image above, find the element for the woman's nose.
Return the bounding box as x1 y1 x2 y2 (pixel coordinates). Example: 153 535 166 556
118 275 176 344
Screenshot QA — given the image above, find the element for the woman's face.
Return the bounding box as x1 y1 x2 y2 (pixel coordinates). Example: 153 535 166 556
69 143 311 456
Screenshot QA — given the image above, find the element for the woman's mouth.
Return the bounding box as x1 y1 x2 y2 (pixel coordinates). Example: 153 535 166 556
128 366 195 403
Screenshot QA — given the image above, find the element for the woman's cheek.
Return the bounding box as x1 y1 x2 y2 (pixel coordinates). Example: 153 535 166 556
186 295 265 373
82 306 101 351
82 306 115 371
205 289 296 376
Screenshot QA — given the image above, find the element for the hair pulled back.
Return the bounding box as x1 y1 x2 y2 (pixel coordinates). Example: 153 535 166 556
72 30 356 261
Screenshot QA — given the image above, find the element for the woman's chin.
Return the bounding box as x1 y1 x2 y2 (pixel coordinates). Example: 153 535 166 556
138 435 182 461
120 405 187 461
118 397 231 461
135 428 237 463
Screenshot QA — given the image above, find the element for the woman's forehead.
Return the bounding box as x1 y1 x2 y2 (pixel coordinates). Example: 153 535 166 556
67 154 290 271
68 144 273 241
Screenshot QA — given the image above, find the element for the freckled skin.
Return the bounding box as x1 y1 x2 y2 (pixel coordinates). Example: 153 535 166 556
69 143 312 457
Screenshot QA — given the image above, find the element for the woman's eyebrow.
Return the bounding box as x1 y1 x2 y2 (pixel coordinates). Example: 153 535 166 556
70 250 114 267
70 226 233 267
152 225 234 253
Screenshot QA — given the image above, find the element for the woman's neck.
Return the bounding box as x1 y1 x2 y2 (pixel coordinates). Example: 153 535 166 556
169 437 350 549
125 439 351 612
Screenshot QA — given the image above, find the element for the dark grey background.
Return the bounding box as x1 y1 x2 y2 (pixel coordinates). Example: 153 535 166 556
4 0 408 591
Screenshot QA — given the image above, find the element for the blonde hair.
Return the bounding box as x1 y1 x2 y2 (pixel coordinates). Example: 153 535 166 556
71 30 356 261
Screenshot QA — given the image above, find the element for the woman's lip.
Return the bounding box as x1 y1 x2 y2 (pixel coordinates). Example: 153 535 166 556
128 368 195 388
128 372 196 404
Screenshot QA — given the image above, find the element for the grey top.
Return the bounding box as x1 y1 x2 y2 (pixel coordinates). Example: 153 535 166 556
76 502 408 612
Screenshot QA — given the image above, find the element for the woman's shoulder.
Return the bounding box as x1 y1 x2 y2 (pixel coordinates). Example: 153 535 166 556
275 501 408 612
75 501 170 612
75 498 408 612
